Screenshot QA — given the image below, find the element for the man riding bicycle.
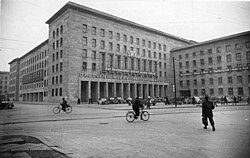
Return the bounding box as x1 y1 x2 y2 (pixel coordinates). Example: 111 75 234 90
132 97 142 119
60 98 67 111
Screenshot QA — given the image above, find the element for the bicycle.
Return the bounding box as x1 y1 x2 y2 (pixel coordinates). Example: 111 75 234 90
52 104 72 114
126 107 150 123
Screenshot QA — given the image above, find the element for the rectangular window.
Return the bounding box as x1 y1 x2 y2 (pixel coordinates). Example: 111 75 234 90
216 47 221 53
130 36 134 44
228 76 233 84
237 76 242 83
60 75 62 84
194 79 197 86
82 62 87 70
116 44 120 52
228 88 233 96
136 38 140 45
186 61 189 68
92 63 96 71
100 29 105 37
246 41 250 48
92 39 96 47
226 45 231 52
163 45 166 51
210 89 214 95
82 49 87 58
91 26 96 35
200 50 204 56
60 62 63 71
179 55 182 60
185 54 189 59
180 81 183 87
52 89 54 96
82 24 87 33
226 54 232 63
201 79 205 85
116 33 120 41
238 87 243 95
60 38 63 46
247 51 250 60
217 56 221 64
179 62 182 69
187 80 190 86
192 52 196 57
56 76 58 84
100 41 105 49
208 57 213 65
236 53 241 61
123 35 127 42
194 89 198 96
164 54 166 60
148 41 151 48
219 88 223 95
200 59 204 66
118 56 121 69
202 89 206 95
159 53 162 59
235 43 242 50
209 78 213 85
158 44 161 50
82 37 87 46
60 50 63 58
208 49 212 54
218 77 223 85
108 31 113 39
108 42 113 51
59 88 62 96
92 51 96 59
123 45 127 53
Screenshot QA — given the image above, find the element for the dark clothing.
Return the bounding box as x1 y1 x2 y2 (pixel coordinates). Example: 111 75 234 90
202 100 215 127
61 100 67 111
192 97 195 105
132 98 141 117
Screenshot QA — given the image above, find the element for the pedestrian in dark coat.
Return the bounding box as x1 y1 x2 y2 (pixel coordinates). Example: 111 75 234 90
233 96 237 106
224 96 228 105
202 95 215 131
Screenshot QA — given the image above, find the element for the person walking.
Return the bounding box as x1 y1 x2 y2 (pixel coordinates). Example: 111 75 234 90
224 96 228 106
202 95 215 131
233 96 237 106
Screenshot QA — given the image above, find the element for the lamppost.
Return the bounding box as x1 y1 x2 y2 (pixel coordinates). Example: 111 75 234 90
172 57 177 108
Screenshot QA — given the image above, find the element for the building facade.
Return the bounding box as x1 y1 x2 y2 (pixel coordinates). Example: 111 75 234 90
0 71 9 101
8 58 20 101
170 31 250 100
45 2 192 102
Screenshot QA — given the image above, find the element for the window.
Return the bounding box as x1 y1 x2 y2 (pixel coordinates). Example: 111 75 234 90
52 76 54 85
164 54 166 60
237 76 242 84
208 49 212 54
228 88 233 96
60 25 63 34
209 78 213 85
217 56 221 64
117 56 121 69
158 44 161 50
100 29 105 37
92 63 96 71
248 75 250 83
59 88 62 96
52 89 54 96
100 41 105 49
180 81 183 87
116 44 120 52
247 51 250 60
186 61 189 68
116 33 120 41
108 42 113 51
92 51 96 59
123 35 127 42
123 45 127 53
130 36 134 44
200 59 204 66
148 51 151 58
228 76 233 84
235 43 242 50
60 50 63 58
201 89 206 95
60 75 62 83
82 62 87 70
216 47 221 53
185 54 189 59
246 41 250 48
60 62 63 71
226 45 231 52
82 49 87 58
226 54 232 62
142 39 145 46
179 55 182 60
236 53 241 61
219 88 223 95
52 65 55 73
163 45 166 51
200 50 204 56
208 57 213 65
194 79 197 86
82 24 87 33
108 31 113 39
238 87 243 95
56 76 58 84
194 89 198 96
136 48 140 56
201 79 205 85
179 62 182 69
53 31 55 39
91 26 96 35
52 54 55 62
92 39 96 47
159 53 162 59
148 41 151 48
218 77 223 85
82 37 87 46
192 52 196 57
210 89 214 96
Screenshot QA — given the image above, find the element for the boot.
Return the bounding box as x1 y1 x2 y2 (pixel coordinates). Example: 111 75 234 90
203 126 207 129
212 126 215 131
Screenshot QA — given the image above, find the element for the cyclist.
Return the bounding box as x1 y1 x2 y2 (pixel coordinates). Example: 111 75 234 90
61 98 67 111
132 97 141 119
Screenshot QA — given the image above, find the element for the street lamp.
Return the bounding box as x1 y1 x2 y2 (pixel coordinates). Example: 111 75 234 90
172 57 177 108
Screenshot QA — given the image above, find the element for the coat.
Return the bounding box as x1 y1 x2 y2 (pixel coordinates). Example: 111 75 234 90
202 100 214 117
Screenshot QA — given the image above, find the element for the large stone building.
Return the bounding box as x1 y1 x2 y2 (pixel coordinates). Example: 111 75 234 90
9 1 192 103
0 71 9 101
170 31 250 100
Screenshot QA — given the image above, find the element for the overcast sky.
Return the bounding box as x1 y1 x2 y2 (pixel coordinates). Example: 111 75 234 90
0 0 250 71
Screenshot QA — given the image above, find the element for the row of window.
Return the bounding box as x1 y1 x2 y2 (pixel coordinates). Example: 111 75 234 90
52 75 63 85
52 62 63 73
52 50 63 62
20 60 48 76
20 50 48 69
193 87 247 96
178 41 250 60
180 75 250 87
51 87 63 97
52 38 63 50
20 81 44 90
82 37 168 60
178 51 250 69
52 25 63 39
82 24 167 51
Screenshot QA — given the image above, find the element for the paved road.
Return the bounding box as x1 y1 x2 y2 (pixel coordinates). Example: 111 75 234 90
1 102 250 158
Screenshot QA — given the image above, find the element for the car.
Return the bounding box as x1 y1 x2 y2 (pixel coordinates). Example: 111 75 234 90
97 98 109 105
0 101 14 110
109 97 118 104
115 97 126 104
150 98 156 106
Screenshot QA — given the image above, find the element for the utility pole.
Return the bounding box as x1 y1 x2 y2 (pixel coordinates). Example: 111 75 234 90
173 57 177 108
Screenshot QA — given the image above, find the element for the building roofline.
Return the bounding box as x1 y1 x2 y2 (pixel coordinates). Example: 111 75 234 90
8 58 20 64
171 30 250 52
46 1 193 44
19 39 49 60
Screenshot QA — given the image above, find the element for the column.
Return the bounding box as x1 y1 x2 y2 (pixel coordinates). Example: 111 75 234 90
97 82 100 99
135 83 137 97
121 82 124 99
140 84 143 98
88 81 91 100
105 82 108 98
128 83 131 98
146 84 149 97
114 83 117 97
152 84 154 98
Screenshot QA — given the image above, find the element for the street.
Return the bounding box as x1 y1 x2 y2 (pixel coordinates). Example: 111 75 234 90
1 103 250 158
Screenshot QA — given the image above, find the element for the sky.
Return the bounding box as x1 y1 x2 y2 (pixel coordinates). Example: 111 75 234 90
0 0 250 71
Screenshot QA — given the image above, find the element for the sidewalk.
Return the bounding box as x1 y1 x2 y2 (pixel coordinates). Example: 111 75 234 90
0 135 71 158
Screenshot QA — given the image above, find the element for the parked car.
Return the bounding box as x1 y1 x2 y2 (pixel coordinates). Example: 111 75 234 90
97 98 109 105
109 97 118 104
115 97 126 104
0 101 14 110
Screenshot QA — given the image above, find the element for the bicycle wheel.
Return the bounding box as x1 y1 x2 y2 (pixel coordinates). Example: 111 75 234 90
141 111 150 121
65 106 72 113
53 106 60 114
126 111 135 123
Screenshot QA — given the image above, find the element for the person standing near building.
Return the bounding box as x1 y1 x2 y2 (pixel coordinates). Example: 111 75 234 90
233 96 237 106
247 96 250 105
224 96 228 106
202 95 215 131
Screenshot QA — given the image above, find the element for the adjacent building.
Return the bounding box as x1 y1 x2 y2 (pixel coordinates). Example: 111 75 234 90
170 31 250 100
0 71 9 101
